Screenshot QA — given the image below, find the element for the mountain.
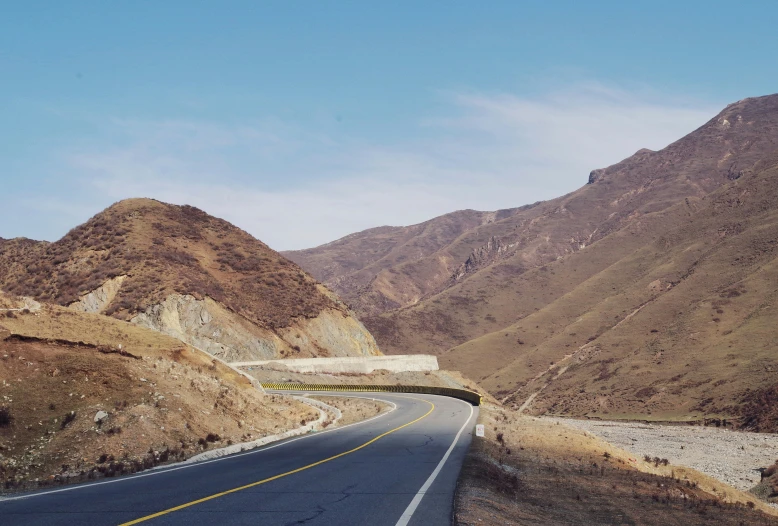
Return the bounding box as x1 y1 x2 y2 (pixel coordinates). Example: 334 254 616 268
288 93 778 427
0 199 379 362
448 151 778 425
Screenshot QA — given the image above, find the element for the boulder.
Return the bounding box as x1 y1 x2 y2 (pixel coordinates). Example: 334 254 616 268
94 410 109 424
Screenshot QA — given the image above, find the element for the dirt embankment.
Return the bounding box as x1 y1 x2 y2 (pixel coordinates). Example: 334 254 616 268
455 404 778 525
0 303 317 492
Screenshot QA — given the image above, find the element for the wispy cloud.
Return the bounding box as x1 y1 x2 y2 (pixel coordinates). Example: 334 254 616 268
59 83 719 250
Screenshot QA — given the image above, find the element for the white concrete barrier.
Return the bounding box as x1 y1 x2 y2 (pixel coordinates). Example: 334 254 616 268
231 354 439 374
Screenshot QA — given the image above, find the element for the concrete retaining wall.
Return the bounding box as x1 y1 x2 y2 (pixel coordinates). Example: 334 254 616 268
231 354 439 374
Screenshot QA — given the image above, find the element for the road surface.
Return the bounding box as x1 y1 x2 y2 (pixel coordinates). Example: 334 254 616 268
0 392 477 525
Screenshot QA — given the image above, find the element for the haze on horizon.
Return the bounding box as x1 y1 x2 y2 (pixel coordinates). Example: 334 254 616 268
3 1 778 250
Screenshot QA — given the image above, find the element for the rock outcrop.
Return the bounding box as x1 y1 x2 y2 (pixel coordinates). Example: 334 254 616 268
131 293 380 362
68 275 126 313
451 236 513 282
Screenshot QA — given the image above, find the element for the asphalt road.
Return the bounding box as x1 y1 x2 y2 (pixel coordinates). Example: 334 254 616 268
0 392 477 525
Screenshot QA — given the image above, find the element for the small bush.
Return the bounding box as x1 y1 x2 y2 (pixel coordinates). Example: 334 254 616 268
0 407 13 427
61 411 76 429
205 433 220 443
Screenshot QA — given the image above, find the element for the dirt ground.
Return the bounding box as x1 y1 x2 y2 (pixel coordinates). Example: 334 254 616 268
455 403 778 525
306 395 392 427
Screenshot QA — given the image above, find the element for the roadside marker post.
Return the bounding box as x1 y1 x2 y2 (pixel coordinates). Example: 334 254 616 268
475 424 484 437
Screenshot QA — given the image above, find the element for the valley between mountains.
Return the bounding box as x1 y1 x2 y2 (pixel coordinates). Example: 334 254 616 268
3 93 778 524
287 93 778 429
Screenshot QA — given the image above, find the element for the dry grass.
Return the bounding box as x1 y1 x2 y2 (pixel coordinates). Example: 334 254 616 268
456 403 778 525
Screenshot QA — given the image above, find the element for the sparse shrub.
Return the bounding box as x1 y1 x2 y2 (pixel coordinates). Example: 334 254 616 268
60 411 76 429
0 406 13 427
205 433 220 443
496 432 504 445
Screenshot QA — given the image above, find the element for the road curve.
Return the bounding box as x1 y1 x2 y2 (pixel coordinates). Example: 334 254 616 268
0 392 477 525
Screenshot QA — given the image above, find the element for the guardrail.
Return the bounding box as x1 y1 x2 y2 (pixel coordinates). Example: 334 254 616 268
261 382 482 406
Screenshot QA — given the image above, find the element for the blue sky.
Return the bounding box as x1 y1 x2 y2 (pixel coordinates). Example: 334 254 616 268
2 1 777 250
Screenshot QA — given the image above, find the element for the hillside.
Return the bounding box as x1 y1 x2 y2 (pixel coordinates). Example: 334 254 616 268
0 294 317 490
0 199 379 362
284 208 524 316
288 94 778 427
446 154 778 427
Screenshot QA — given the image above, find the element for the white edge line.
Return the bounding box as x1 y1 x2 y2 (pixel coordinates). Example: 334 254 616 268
394 398 476 526
0 391 397 503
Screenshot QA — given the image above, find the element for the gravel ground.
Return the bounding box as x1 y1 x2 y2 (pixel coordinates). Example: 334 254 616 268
550 417 778 492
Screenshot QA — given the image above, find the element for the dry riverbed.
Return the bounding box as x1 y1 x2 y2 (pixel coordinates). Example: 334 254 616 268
550 417 778 492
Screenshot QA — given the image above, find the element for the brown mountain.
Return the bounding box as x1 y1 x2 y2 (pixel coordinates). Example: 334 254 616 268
284 208 524 316
447 150 778 426
0 199 379 362
288 93 778 427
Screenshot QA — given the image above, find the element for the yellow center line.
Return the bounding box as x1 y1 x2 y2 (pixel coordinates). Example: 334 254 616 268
120 397 435 525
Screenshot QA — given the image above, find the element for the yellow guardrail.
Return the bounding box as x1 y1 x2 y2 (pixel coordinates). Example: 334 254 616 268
261 382 482 406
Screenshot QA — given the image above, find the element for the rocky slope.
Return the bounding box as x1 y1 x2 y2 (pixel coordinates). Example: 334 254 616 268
0 199 379 362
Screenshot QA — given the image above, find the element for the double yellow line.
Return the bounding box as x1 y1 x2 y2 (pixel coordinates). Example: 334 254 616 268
121 397 435 525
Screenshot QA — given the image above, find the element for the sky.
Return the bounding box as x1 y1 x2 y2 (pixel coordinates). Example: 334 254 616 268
2 1 777 250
